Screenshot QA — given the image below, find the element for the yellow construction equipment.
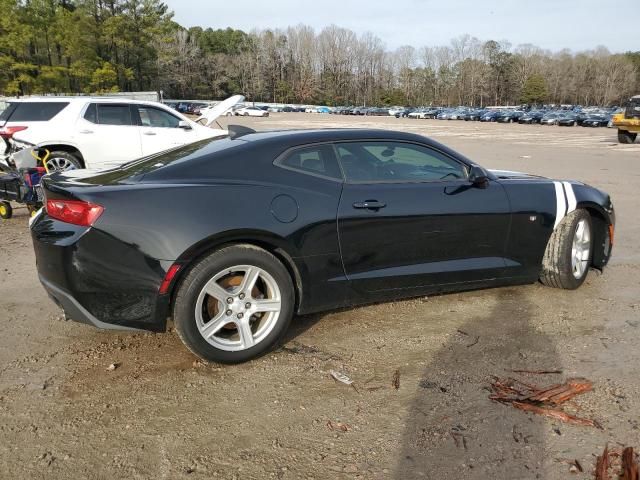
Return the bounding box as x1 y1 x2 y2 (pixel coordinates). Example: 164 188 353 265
612 95 640 144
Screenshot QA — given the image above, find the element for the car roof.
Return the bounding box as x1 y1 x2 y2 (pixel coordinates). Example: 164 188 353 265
237 128 425 144
233 128 472 164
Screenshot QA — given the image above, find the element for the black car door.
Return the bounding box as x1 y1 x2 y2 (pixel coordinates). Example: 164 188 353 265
335 140 512 294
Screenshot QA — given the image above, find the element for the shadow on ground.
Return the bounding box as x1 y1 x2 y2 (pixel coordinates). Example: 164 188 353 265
395 288 559 479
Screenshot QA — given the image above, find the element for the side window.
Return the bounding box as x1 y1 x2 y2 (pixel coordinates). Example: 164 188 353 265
83 103 97 123
336 141 468 183
137 106 181 128
277 145 342 180
94 104 133 126
5 102 69 121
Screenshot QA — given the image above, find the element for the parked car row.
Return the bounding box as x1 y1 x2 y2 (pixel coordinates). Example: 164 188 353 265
399 106 617 128
160 100 619 129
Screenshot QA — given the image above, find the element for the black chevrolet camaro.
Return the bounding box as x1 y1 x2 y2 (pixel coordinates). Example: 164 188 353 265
31 127 615 363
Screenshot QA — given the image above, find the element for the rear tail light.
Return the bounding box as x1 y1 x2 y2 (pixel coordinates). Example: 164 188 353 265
46 199 104 226
0 125 28 139
159 264 181 294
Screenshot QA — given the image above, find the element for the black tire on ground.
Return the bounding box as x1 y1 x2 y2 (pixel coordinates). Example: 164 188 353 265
618 130 637 144
540 209 592 290
0 201 12 219
173 244 295 364
45 151 83 172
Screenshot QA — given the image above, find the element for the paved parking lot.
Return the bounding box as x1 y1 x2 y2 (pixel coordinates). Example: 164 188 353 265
1 114 639 479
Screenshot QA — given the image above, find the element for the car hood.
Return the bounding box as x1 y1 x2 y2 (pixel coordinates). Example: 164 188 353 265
489 169 548 180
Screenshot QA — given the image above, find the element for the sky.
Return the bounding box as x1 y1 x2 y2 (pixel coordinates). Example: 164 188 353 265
163 0 637 53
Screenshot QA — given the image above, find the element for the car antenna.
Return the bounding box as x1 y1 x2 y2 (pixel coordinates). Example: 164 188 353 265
228 125 256 140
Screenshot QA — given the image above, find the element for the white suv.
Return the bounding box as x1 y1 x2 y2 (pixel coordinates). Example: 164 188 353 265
3 96 242 171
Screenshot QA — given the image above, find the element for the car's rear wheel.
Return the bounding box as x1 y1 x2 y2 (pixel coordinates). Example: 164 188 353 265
0 201 12 219
540 209 592 289
173 245 295 363
618 130 637 144
45 151 82 172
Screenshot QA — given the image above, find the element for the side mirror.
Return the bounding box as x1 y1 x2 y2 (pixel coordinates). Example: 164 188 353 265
178 120 192 130
469 164 489 188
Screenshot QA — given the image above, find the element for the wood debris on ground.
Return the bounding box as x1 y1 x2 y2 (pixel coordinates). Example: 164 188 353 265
595 445 639 480
326 420 351 432
391 369 400 390
489 376 600 427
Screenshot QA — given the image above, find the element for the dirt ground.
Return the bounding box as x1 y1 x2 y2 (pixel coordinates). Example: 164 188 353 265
1 114 639 479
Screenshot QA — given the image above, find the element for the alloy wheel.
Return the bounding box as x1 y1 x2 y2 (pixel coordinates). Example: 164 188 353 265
571 219 591 279
195 265 282 351
45 156 77 172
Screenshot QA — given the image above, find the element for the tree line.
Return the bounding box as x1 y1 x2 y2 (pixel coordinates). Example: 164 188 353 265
1 0 639 106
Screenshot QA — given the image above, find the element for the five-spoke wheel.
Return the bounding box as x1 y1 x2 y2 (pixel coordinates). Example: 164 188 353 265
173 245 294 363
195 265 282 352
540 209 593 289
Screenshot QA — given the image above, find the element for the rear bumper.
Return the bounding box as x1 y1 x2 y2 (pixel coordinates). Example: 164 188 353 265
31 212 171 332
40 275 141 331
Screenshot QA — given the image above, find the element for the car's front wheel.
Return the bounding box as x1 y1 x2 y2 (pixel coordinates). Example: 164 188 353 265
173 245 295 363
540 209 592 289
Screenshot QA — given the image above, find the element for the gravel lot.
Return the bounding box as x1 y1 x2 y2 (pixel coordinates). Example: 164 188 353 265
1 114 639 479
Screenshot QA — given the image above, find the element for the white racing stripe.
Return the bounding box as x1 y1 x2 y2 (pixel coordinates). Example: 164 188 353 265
553 181 567 229
563 181 577 214
553 181 579 229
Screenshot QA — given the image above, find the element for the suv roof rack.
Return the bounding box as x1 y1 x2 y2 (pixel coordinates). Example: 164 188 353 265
228 125 256 140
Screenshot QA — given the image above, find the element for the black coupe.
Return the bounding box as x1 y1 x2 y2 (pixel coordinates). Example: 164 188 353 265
31 127 615 363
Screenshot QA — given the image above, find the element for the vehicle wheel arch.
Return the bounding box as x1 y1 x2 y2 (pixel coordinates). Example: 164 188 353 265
37 144 86 168
579 202 612 270
169 232 305 314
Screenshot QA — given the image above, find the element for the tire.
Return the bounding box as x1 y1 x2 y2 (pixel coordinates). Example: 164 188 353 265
0 201 12 219
540 209 593 289
45 151 82 172
173 244 295 363
618 130 637 144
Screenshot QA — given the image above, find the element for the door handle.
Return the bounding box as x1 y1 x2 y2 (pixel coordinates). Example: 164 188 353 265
79 129 93 134
353 200 386 210
143 131 157 136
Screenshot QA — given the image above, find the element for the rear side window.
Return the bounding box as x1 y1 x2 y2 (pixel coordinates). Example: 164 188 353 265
276 145 342 180
84 104 133 126
1 102 68 122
